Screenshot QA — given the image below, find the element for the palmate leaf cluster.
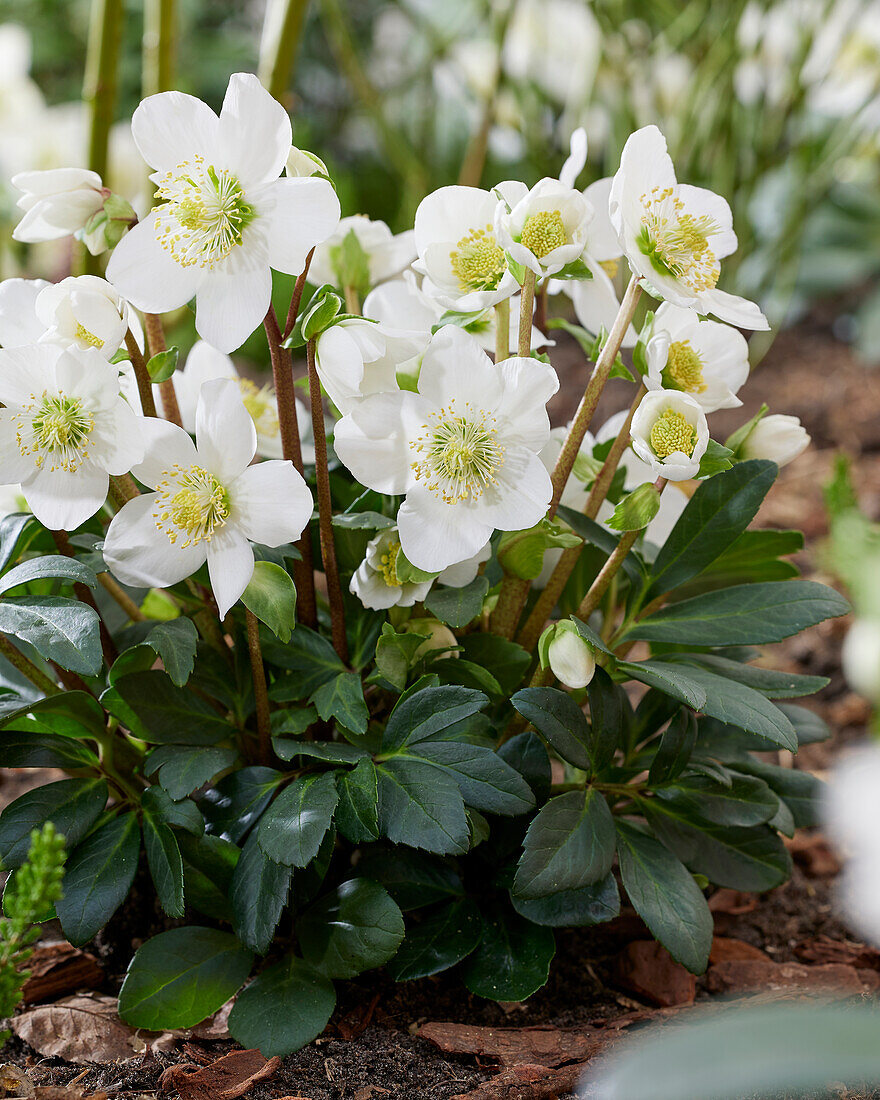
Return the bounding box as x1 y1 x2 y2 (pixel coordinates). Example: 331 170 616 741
0 459 846 1056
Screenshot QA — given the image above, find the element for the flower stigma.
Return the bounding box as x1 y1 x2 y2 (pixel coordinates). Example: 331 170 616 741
649 408 697 459
379 538 402 588
637 187 720 293
411 401 505 505
449 225 506 292
662 339 706 393
154 155 255 268
520 209 566 258
16 391 95 472
74 323 105 349
238 379 279 439
154 464 230 547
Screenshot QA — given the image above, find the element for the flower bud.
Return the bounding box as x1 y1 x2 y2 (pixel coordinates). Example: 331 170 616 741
286 146 330 178
401 617 458 661
541 622 596 689
11 167 105 244
739 413 809 467
842 618 880 703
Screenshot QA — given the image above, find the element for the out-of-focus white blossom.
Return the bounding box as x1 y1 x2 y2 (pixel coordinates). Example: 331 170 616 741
842 619 880 702
308 214 415 291
826 744 880 944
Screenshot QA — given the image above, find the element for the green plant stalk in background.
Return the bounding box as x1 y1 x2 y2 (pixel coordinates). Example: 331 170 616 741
0 823 66 1040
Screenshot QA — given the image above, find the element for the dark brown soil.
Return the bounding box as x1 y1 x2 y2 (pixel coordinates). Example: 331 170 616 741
4 310 879 1099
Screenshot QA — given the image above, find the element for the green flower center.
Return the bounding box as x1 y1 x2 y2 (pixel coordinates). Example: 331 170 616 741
238 379 279 439
637 186 720 293
449 225 506 292
154 464 230 548
662 339 706 394
520 209 567 258
649 408 697 459
16 391 95 472
411 403 505 505
379 538 402 588
154 157 256 268
74 322 105 349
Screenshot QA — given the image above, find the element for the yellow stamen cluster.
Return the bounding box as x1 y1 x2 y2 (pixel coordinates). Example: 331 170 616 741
411 401 505 505
238 379 280 439
379 538 402 588
449 225 506 292
663 339 706 394
153 464 230 548
639 186 720 293
154 155 254 269
74 322 105 349
649 409 697 459
520 209 566 258
15 390 95 472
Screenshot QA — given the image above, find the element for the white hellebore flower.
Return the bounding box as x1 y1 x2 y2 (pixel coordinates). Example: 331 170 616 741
313 318 423 415
739 413 810 467
334 325 558 573
630 389 709 481
173 340 315 462
309 214 416 291
547 624 596 690
609 125 768 330
495 177 594 278
825 744 880 944
11 167 105 244
106 73 340 353
350 528 489 611
34 276 131 359
413 183 521 312
363 272 549 357
0 344 144 529
103 378 312 618
842 618 880 703
645 302 750 412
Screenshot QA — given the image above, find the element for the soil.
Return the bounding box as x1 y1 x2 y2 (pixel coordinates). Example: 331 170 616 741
3 308 879 1099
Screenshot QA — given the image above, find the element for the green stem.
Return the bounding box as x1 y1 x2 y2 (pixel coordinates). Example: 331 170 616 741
494 298 509 363
83 0 123 182
0 635 59 697
258 0 311 102
576 478 667 621
344 285 360 315
246 609 272 766
307 338 349 663
548 275 642 517
264 307 317 627
142 0 176 97
518 269 536 358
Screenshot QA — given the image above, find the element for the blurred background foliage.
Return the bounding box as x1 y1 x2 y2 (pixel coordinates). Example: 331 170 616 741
0 0 878 359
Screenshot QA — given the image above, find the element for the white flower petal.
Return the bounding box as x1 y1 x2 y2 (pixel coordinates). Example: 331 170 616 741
131 90 220 171
175 341 239 432
582 177 621 261
104 493 207 587
92 399 146 475
131 418 199 490
334 391 428 494
481 446 553 529
698 287 769 331
230 460 313 546
217 73 292 186
397 487 494 573
417 326 502 412
676 184 737 259
106 213 204 314
559 128 588 190
194 249 273 353
0 343 58 406
22 461 108 530
495 356 559 451
206 527 255 618
262 177 341 275
0 409 42 482
195 378 256 481
0 279 48 347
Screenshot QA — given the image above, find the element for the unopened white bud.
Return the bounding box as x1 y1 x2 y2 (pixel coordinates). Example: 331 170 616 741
401 617 458 661
11 167 105 244
546 625 596 689
740 413 809 467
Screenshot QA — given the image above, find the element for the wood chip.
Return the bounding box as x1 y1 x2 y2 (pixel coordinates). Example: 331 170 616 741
158 1050 281 1100
706 959 877 997
418 1021 620 1069
20 943 103 1005
450 1063 585 1099
785 832 841 876
613 941 695 1007
708 937 770 964
795 934 880 970
707 889 757 915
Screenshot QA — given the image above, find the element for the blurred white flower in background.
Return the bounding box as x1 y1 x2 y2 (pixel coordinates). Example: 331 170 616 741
308 214 416 291
502 0 601 112
826 744 880 944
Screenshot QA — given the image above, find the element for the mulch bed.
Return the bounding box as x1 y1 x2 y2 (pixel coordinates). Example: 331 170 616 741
3 309 879 1099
